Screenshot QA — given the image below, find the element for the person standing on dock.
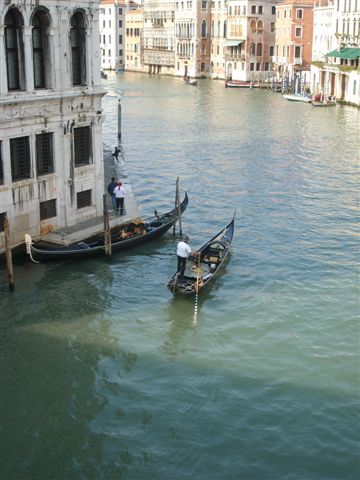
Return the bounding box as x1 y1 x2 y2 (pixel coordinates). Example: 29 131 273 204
177 236 193 278
114 181 125 215
107 177 117 210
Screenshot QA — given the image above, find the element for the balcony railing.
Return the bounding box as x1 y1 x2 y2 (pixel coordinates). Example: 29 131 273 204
225 54 246 62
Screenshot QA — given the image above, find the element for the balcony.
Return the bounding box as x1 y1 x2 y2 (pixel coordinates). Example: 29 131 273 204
225 54 246 62
143 49 175 66
272 56 289 65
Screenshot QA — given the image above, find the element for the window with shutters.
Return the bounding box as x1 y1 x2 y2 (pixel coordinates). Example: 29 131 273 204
70 12 87 86
10 137 31 181
5 9 25 91
32 11 48 89
0 142 3 185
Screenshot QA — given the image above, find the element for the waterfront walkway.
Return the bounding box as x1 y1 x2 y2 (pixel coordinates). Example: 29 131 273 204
42 147 141 246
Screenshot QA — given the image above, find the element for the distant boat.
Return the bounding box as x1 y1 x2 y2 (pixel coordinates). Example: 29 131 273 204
225 80 255 89
283 93 312 103
311 95 336 107
100 70 107 79
184 76 197 85
312 100 336 107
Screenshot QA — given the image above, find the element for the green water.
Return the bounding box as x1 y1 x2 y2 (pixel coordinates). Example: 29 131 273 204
1 73 359 479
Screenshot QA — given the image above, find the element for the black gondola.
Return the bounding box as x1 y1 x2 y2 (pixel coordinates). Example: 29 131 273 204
25 193 188 263
167 215 235 295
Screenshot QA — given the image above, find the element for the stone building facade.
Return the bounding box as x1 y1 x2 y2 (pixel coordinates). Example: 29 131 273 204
125 7 144 72
273 0 314 91
209 0 228 79
175 0 212 78
99 0 139 71
226 0 278 82
311 0 360 106
143 0 176 74
0 0 105 252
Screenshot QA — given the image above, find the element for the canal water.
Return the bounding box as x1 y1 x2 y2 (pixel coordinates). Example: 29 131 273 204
1 72 359 479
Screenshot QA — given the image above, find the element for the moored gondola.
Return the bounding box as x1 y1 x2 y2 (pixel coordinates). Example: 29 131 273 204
25 192 188 263
167 215 235 295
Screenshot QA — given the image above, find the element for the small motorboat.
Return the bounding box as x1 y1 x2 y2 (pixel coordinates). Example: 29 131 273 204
167 216 235 295
283 93 312 103
225 80 255 88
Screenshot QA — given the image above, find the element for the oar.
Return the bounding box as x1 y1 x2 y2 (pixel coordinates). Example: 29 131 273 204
193 253 201 324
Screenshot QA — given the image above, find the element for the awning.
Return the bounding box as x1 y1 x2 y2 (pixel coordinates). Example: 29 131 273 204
224 40 244 47
325 48 360 59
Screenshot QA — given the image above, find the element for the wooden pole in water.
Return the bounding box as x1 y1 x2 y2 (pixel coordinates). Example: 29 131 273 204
107 208 112 257
173 177 179 235
3 215 14 290
118 97 122 144
177 178 182 237
103 194 111 257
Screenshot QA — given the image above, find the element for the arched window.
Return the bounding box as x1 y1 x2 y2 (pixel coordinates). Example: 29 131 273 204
257 43 262 56
211 21 214 37
201 20 207 38
32 9 51 89
4 9 25 91
250 43 255 55
70 11 87 86
217 21 220 38
223 20 227 38
250 20 256 32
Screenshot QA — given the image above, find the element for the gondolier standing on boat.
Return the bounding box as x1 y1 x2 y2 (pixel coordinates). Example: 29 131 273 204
177 236 193 278
114 181 125 215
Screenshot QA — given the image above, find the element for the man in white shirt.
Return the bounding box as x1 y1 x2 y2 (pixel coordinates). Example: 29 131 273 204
177 236 193 278
113 181 125 215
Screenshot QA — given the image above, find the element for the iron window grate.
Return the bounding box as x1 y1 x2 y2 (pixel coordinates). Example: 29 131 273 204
10 136 31 181
40 199 57 220
0 212 5 232
74 126 91 166
36 132 54 175
77 189 92 209
0 142 3 185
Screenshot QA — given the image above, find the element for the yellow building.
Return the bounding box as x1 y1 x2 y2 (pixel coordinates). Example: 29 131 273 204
125 7 144 72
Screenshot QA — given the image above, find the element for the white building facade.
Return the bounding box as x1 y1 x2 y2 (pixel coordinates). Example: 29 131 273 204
0 0 105 251
99 0 130 70
210 0 228 79
143 0 176 74
311 0 360 106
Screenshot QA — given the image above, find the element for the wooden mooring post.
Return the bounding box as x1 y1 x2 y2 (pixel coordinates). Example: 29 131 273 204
173 177 182 236
103 194 112 257
118 97 122 144
3 215 14 290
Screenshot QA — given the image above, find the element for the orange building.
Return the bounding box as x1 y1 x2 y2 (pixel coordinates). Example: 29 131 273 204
274 0 314 91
